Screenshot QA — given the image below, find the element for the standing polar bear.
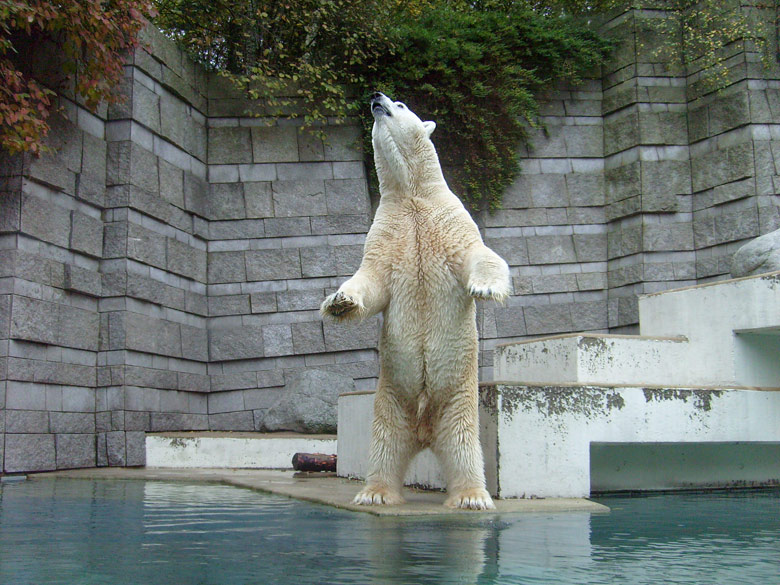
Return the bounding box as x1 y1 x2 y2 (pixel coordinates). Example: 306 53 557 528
321 93 510 509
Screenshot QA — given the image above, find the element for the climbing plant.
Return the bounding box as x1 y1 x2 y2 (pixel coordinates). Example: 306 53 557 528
154 0 611 212
0 0 156 155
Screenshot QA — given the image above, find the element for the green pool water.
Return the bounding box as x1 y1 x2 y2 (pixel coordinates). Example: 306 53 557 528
0 479 778 584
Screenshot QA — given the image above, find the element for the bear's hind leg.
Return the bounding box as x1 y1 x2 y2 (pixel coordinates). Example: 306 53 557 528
432 394 495 510
354 390 418 506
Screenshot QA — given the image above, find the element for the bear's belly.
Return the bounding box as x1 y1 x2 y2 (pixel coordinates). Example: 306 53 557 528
380 265 477 394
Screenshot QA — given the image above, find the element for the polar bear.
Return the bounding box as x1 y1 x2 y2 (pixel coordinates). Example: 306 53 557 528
321 92 510 509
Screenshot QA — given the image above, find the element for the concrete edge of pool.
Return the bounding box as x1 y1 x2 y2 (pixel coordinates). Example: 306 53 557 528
22 468 610 516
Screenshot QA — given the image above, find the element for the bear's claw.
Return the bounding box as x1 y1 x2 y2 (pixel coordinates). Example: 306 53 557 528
353 486 405 506
445 489 496 510
321 291 360 318
468 284 508 303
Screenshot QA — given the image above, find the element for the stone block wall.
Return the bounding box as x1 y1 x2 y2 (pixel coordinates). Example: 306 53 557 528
2 5 780 472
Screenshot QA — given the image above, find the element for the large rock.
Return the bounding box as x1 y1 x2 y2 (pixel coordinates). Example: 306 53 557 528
731 228 780 277
261 369 355 434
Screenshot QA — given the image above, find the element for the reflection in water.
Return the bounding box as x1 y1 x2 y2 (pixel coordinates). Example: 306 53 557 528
0 480 778 585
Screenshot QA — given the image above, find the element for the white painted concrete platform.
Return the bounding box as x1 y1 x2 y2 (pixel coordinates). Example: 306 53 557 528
337 272 780 498
146 432 336 470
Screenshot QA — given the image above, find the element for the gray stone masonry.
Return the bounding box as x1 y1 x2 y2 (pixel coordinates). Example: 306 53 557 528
2 7 780 472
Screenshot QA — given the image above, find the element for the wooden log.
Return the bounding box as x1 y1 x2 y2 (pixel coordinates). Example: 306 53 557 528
292 452 337 472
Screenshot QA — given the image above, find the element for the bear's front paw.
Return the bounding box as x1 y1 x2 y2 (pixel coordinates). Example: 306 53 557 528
320 291 362 320
353 486 405 506
445 488 496 510
468 283 509 303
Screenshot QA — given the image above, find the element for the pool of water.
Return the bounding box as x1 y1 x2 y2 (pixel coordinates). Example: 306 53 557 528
1 479 778 585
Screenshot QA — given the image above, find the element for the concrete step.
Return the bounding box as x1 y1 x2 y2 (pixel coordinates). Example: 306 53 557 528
146 432 337 470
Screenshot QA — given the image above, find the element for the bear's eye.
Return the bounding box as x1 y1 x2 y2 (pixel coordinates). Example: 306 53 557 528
396 103 405 109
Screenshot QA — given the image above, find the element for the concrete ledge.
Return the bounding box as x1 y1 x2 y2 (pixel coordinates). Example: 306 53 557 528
146 432 336 469
28 467 609 516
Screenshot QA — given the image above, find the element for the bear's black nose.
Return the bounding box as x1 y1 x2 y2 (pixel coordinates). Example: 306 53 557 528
371 92 383 101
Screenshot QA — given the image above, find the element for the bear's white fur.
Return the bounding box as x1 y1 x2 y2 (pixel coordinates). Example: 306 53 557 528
321 93 510 509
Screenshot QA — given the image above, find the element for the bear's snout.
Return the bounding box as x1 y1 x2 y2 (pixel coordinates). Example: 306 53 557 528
371 92 391 117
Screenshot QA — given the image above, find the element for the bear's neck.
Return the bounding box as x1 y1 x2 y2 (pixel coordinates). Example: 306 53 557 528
375 144 447 199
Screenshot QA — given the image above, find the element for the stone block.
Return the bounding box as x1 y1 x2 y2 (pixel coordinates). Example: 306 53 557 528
209 219 263 240
70 211 104 257
178 372 210 393
276 289 323 312
643 223 694 252
297 127 325 161
708 90 750 136
132 81 161 133
262 324 294 357
299 246 337 277
210 411 255 431
563 125 603 158
566 174 605 207
209 325 264 361
291 321 326 354
272 179 327 217
127 223 166 269
184 172 208 216
208 390 245 414
208 251 247 284
261 368 354 433
639 111 688 145
6 410 49 433
524 303 573 335
311 214 370 235
159 158 185 208
5 381 47 411
526 174 568 208
576 272 607 291
209 127 252 164
571 300 608 331
167 238 207 282
0 190 21 232
50 412 95 434
532 274 578 294
691 142 753 193
4 433 56 472
527 235 577 265
250 292 277 313
323 125 362 161
28 153 75 194
211 371 257 392
493 306 527 338
606 161 641 203
604 110 639 155
208 182 246 220
264 217 311 237
61 385 95 412
76 172 105 207
106 431 126 466
573 233 607 262
244 182 274 218
150 413 209 432
245 249 301 281
126 314 182 358
181 324 209 362
251 125 299 163
58 304 100 351
64 264 102 298
10 296 58 345
323 317 379 352
325 179 370 215
125 365 178 390
80 130 106 178
21 194 71 248
208 295 250 316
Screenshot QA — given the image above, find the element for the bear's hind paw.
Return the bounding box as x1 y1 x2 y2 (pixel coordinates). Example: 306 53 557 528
445 489 496 510
353 486 405 506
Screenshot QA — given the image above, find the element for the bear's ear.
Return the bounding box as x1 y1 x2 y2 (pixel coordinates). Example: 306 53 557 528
423 121 436 137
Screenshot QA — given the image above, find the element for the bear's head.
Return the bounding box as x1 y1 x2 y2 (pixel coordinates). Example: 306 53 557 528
370 92 443 194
